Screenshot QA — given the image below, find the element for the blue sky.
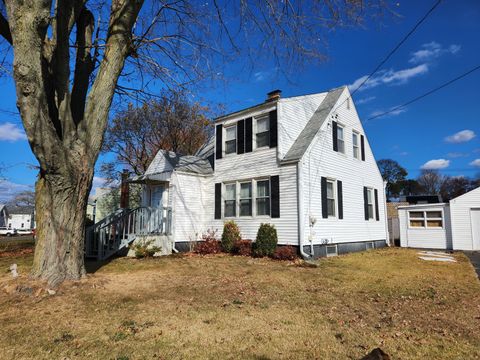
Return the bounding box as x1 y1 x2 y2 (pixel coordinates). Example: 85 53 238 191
0 0 479 202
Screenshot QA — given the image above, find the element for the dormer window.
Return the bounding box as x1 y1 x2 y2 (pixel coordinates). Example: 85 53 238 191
225 125 237 155
256 116 270 148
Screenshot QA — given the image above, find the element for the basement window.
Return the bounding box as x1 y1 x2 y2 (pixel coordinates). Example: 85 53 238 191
326 245 338 257
366 242 375 250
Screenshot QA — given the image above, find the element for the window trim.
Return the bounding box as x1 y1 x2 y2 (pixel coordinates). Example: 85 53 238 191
223 183 237 218
255 178 271 217
352 131 360 160
239 181 253 217
326 244 338 257
254 114 270 150
366 188 375 220
326 179 337 218
224 124 237 155
408 209 444 229
336 123 345 154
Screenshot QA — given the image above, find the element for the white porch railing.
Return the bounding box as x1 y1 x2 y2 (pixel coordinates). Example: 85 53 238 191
85 206 172 260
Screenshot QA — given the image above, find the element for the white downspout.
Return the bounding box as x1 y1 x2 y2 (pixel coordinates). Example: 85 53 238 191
383 180 390 246
297 161 311 259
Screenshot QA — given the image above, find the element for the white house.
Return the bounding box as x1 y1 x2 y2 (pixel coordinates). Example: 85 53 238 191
7 206 35 232
86 86 389 260
398 186 480 251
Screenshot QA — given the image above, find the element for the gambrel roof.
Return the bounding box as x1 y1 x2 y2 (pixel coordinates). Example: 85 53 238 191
281 86 345 163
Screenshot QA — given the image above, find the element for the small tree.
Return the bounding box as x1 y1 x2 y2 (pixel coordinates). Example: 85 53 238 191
377 159 407 199
221 220 241 253
253 224 278 257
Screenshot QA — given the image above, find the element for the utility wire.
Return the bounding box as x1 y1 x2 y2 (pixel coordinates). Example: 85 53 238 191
332 0 442 113
366 64 480 121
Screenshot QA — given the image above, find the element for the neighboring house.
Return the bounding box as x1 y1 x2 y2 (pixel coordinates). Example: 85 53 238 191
398 186 480 250
86 87 388 260
399 195 442 204
0 204 8 228
7 206 35 231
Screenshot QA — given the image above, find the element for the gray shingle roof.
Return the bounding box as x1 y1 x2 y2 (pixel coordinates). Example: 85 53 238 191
281 87 345 163
164 151 213 175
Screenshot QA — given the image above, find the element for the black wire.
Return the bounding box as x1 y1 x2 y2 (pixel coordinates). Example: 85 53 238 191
366 64 480 121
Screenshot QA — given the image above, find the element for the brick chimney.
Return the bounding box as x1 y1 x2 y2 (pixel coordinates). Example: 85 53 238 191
120 169 130 209
266 89 282 102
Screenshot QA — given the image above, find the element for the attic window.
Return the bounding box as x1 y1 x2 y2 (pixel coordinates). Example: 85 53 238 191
225 125 237 155
256 116 270 148
337 124 345 153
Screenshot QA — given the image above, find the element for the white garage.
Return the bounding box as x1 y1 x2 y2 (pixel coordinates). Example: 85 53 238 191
450 187 480 251
398 186 480 251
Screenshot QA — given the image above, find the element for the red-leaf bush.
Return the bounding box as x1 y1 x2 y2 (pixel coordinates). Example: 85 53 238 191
272 245 297 261
232 239 253 256
194 230 222 255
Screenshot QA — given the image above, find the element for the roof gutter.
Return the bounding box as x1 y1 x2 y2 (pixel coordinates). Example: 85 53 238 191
297 161 311 259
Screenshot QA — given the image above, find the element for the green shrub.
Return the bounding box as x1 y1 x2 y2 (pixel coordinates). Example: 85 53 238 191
253 223 278 257
130 239 161 258
221 220 241 252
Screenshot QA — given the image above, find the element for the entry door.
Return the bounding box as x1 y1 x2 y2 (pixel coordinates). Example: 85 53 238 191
471 209 480 250
150 185 164 208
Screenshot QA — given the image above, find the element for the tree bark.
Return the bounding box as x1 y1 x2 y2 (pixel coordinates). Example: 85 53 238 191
32 165 93 286
2 0 143 285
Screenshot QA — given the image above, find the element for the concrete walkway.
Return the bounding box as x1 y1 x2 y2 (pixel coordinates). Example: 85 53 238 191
464 252 480 279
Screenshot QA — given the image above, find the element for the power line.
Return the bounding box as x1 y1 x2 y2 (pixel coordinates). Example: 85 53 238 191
333 0 442 113
366 64 480 121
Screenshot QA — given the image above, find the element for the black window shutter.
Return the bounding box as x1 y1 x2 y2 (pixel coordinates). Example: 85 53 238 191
337 180 343 220
321 177 328 219
269 110 278 148
215 125 222 159
374 189 380 221
237 119 245 154
214 183 221 219
332 121 338 152
271 175 280 218
360 135 365 161
245 117 253 153
363 187 369 221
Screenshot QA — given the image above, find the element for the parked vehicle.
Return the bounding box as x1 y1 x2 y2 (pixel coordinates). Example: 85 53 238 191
0 227 18 237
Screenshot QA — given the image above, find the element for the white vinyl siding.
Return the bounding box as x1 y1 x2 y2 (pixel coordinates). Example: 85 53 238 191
255 116 270 148
450 187 480 250
300 87 387 246
225 125 237 155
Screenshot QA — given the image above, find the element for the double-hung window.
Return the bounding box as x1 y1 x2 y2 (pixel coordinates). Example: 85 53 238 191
337 125 345 153
225 125 237 155
256 116 270 148
239 182 252 216
224 184 236 217
352 132 360 159
326 180 336 217
366 188 374 219
256 180 270 216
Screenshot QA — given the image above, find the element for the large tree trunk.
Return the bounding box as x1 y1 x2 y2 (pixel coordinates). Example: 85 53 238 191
1 0 143 286
32 164 94 285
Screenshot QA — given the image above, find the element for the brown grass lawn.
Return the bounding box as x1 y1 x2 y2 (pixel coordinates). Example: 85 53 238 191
0 246 479 360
